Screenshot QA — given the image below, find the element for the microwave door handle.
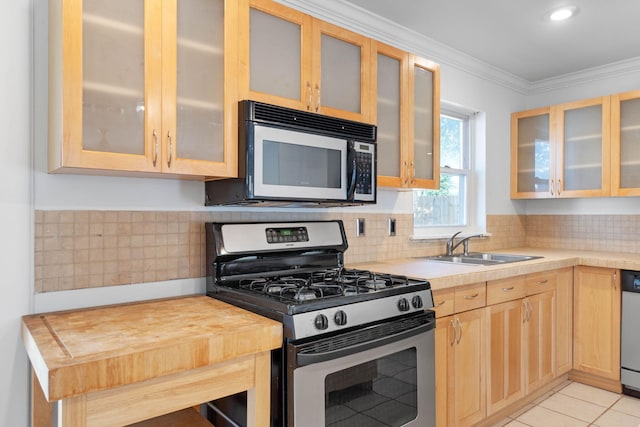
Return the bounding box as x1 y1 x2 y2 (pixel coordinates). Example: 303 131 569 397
347 141 358 201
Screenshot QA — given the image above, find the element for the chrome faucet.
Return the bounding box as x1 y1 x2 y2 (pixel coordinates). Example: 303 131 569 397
446 231 484 256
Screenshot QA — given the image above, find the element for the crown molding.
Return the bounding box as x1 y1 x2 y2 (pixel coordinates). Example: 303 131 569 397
278 0 531 94
530 55 640 93
277 0 640 96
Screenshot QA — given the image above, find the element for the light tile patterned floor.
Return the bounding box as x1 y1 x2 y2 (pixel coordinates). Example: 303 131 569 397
492 381 640 427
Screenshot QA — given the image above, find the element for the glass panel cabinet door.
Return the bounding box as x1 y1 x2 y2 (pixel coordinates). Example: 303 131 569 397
175 0 225 163
557 97 610 197
81 0 152 165
612 91 640 195
411 56 439 188
512 110 551 196
562 105 603 192
319 32 361 114
249 7 302 101
374 43 405 187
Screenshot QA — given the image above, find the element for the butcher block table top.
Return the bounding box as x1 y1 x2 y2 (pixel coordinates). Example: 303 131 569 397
22 295 283 403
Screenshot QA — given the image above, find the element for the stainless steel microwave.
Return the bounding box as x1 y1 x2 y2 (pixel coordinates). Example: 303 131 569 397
205 100 377 207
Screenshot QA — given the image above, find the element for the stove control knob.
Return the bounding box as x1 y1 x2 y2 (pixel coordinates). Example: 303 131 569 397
412 295 424 309
398 298 410 312
334 310 348 326
314 314 329 330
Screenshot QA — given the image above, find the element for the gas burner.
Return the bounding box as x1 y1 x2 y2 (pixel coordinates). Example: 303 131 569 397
365 279 388 290
294 288 318 301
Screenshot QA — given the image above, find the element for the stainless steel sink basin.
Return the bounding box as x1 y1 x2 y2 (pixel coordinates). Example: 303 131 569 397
426 252 543 266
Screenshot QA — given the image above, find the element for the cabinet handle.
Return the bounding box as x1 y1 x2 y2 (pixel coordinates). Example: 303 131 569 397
613 271 617 290
315 83 320 112
464 293 479 300
410 161 415 184
167 131 173 168
152 130 159 167
522 300 527 323
449 319 456 346
527 300 533 322
550 179 555 196
403 161 409 185
306 82 312 110
557 179 561 196
456 318 463 344
435 300 446 307
536 279 548 285
502 286 515 292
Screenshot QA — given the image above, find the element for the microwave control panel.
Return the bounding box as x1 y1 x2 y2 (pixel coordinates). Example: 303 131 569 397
354 142 375 195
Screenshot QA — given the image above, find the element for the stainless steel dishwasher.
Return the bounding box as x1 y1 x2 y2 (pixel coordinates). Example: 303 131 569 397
621 270 640 397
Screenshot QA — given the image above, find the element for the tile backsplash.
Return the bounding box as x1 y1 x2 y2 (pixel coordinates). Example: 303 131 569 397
36 211 637 293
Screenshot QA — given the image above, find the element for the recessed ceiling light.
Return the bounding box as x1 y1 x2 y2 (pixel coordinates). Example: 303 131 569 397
548 6 578 21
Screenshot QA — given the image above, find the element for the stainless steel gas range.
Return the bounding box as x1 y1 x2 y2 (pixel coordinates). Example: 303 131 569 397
205 220 436 427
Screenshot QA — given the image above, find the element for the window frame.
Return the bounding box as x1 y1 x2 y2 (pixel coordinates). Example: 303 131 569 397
412 105 485 239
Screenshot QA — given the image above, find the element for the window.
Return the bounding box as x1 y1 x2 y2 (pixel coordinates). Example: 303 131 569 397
413 106 484 238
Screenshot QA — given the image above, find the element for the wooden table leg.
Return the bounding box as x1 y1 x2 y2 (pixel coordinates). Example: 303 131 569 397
32 370 51 427
58 395 87 427
246 351 271 427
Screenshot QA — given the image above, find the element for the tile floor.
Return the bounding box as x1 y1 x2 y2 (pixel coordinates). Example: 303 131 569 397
493 381 640 427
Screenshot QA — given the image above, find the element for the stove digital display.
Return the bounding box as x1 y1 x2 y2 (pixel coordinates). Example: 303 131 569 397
266 227 309 243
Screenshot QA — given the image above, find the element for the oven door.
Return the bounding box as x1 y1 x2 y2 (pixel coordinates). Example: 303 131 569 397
252 124 349 201
287 312 435 427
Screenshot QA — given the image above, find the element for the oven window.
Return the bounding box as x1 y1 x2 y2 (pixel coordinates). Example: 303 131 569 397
325 348 417 426
263 140 342 188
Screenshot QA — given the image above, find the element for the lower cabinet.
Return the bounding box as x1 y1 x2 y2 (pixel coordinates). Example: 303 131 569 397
573 266 621 382
435 267 576 426
436 308 486 427
524 290 555 393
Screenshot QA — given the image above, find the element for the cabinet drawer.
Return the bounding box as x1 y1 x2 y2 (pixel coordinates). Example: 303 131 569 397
454 282 486 312
526 271 557 295
431 288 454 317
487 276 527 305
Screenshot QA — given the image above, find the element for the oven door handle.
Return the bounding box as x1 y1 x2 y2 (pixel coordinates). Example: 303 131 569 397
290 313 435 367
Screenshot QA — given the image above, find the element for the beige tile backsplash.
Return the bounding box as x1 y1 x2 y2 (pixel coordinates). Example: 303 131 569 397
35 211 637 293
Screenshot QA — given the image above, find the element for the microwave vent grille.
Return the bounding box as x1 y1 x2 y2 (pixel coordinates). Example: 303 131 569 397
249 101 376 142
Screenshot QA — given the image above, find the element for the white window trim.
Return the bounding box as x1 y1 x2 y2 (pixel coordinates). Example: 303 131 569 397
412 105 486 240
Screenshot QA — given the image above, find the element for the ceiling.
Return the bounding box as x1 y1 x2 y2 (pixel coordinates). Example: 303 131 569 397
342 0 640 82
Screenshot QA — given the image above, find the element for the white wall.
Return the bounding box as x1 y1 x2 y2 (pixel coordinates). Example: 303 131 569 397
1 0 33 425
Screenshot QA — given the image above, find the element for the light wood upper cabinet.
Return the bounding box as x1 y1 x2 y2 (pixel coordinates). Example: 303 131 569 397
554 97 611 197
574 266 621 382
611 90 640 196
511 96 610 199
373 45 440 189
239 0 371 123
49 0 238 178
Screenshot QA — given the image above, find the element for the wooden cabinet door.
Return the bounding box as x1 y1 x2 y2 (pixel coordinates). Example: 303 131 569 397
555 267 573 375
49 0 160 174
311 19 371 122
611 89 640 196
408 55 440 189
240 0 312 111
163 0 237 178
372 41 408 188
574 266 621 380
510 107 553 199
554 96 611 197
450 308 486 427
486 300 524 415
524 291 555 393
435 317 453 427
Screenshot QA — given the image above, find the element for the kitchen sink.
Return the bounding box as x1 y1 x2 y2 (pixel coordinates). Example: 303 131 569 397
426 252 543 265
